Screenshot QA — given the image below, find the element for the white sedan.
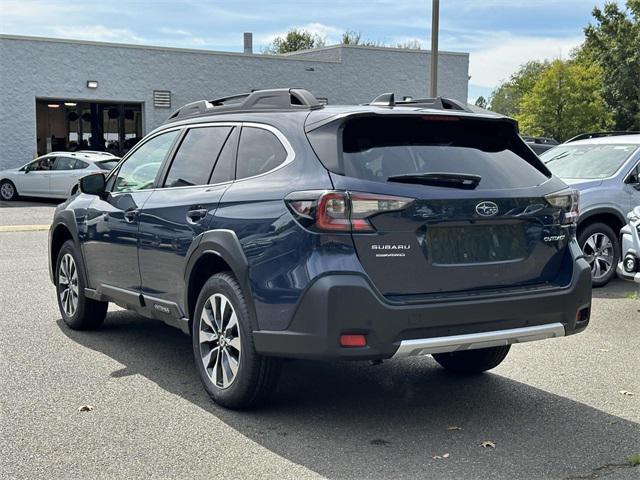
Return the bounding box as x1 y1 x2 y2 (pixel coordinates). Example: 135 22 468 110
0 152 119 201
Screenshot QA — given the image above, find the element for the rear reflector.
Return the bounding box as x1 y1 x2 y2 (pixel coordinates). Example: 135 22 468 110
576 307 590 323
340 334 367 347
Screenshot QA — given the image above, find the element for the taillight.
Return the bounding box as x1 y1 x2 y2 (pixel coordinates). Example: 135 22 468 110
545 189 579 226
286 191 413 232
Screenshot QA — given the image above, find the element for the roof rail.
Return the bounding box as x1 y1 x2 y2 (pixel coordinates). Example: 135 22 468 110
565 131 640 143
166 88 323 122
365 93 473 113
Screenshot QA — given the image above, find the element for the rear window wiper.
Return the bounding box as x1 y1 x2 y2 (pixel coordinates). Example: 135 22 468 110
387 172 481 189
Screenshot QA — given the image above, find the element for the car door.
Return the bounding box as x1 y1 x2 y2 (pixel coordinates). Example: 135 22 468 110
83 129 181 294
20 157 55 195
49 157 87 196
138 125 238 307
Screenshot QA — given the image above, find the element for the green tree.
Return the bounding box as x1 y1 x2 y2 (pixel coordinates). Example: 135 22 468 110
584 0 640 130
516 59 610 141
263 29 325 54
488 61 549 116
474 96 487 109
396 39 422 50
341 30 384 47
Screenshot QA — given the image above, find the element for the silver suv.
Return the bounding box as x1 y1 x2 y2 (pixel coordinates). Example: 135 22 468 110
541 134 640 286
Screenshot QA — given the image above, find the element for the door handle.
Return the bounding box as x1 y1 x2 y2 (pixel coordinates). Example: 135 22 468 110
186 208 208 223
124 209 139 223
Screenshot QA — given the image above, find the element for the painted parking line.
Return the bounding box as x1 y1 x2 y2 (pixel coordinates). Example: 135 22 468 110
0 224 49 232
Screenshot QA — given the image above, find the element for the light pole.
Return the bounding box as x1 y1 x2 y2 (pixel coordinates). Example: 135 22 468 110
430 0 439 97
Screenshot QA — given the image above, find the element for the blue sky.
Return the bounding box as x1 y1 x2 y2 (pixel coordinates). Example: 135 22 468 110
0 0 617 102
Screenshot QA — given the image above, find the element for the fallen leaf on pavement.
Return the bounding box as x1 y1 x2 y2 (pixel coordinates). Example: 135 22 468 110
78 405 95 412
447 426 462 431
432 453 450 460
619 390 635 396
480 441 496 449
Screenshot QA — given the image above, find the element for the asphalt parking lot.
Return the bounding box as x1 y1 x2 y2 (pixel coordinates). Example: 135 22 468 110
1 200 639 480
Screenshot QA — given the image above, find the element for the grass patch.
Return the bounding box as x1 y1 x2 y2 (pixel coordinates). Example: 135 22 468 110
624 290 639 300
629 454 640 466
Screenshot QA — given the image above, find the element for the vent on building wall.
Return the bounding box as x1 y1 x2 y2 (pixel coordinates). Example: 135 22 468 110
153 90 172 108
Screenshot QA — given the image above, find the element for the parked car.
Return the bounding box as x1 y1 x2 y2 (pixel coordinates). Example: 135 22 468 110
617 206 640 284
49 89 592 409
522 136 559 155
540 134 640 286
0 152 119 201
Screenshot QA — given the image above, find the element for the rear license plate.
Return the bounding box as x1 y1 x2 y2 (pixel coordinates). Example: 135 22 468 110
427 223 527 264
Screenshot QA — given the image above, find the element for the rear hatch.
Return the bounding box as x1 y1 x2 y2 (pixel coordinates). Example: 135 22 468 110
306 112 575 297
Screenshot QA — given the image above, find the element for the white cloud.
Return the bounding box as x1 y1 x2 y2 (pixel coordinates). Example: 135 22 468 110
49 25 146 44
467 33 584 88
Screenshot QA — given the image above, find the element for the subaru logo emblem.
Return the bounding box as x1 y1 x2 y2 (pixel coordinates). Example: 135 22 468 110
476 201 499 217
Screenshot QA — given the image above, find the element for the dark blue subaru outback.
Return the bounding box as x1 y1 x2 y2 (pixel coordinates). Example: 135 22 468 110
49 88 592 409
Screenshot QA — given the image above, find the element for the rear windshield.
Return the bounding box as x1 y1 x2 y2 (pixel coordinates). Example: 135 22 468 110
540 144 638 179
321 116 550 190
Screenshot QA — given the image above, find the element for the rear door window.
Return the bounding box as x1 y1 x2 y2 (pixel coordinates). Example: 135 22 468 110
236 127 288 180
210 127 238 184
331 116 550 189
53 157 76 170
164 126 232 187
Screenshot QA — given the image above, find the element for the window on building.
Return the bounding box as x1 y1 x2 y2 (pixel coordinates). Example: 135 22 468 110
236 127 287 180
164 127 232 188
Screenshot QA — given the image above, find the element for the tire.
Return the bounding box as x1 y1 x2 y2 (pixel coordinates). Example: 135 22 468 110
192 272 282 409
55 240 108 330
0 180 18 201
433 345 511 374
578 222 619 287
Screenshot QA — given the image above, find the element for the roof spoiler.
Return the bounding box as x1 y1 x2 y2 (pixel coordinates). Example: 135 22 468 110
366 93 473 113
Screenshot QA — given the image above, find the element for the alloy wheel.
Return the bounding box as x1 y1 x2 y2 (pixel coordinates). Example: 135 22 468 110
1 182 14 200
198 293 242 389
582 232 614 281
58 253 79 317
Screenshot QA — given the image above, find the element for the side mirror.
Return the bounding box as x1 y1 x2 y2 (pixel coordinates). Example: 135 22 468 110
80 173 107 197
23 165 32 173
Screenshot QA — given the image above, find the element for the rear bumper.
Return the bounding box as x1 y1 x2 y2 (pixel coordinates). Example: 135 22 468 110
253 253 593 360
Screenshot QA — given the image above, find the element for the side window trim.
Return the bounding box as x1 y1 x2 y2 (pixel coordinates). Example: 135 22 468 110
234 122 295 182
106 127 183 193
